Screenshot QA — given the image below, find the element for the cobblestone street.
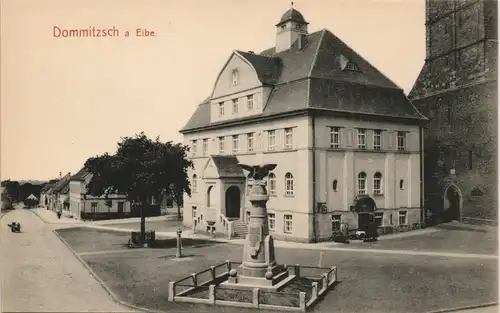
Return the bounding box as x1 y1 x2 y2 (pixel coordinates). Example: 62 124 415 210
0 208 134 312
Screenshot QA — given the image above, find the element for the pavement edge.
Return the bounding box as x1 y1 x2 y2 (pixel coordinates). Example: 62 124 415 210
51 228 165 313
426 302 499 313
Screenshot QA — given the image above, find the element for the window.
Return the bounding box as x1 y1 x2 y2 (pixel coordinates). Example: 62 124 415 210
285 173 294 196
219 102 225 116
399 179 404 190
192 140 197 156
192 206 197 218
397 131 406 151
284 128 293 149
268 130 276 151
247 95 254 110
91 202 97 213
332 214 342 231
284 214 293 233
247 133 254 152
295 24 301 30
332 179 338 192
246 210 251 223
268 213 276 230
330 127 340 148
398 210 407 225
281 25 286 31
268 173 277 196
231 68 239 86
192 174 198 193
202 139 208 156
468 150 473 169
373 172 382 195
345 62 358 71
373 130 382 150
357 129 366 149
218 137 225 154
357 172 367 195
374 212 383 227
232 135 239 154
232 99 239 114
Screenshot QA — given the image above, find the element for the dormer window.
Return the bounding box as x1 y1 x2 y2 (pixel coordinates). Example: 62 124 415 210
295 24 301 30
231 68 239 86
345 62 358 71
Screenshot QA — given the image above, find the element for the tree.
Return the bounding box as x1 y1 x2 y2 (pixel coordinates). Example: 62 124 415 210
84 132 193 243
1 180 20 203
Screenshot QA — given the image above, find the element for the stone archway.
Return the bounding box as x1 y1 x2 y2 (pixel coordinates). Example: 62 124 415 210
225 186 241 219
444 184 462 222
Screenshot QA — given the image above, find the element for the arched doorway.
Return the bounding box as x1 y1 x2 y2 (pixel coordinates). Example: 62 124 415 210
444 185 462 222
206 186 213 207
225 186 241 219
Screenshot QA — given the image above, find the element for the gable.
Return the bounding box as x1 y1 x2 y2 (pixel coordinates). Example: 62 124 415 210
202 156 245 179
211 52 262 100
202 158 220 179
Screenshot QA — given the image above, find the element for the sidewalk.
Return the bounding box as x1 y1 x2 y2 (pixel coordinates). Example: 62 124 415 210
31 208 82 225
88 214 180 225
32 207 179 225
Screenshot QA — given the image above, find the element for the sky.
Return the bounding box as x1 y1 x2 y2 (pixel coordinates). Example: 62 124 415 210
0 0 426 181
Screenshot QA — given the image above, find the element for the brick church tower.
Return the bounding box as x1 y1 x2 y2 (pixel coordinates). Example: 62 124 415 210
409 0 497 225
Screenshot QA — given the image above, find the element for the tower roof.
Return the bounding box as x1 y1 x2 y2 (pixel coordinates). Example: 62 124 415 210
276 8 308 26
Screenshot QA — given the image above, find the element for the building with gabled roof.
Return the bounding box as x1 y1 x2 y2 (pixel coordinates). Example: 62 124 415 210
180 7 426 242
68 167 132 220
49 173 71 212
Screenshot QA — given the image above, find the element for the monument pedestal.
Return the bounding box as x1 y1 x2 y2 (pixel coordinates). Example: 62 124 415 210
220 181 296 291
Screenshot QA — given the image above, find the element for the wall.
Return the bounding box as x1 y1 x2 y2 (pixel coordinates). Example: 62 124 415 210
411 0 496 101
313 115 422 240
183 114 313 240
413 82 497 222
410 0 497 224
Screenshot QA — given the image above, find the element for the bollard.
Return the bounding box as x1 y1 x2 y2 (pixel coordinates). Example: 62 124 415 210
176 228 183 258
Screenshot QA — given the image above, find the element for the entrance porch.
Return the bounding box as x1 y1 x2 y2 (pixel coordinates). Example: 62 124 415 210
192 155 249 238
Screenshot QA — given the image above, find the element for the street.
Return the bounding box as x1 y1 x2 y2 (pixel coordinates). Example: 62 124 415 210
1 207 497 313
0 208 134 312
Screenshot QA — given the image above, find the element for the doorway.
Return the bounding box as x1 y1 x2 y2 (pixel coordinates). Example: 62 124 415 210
225 186 241 219
445 185 461 221
358 213 372 231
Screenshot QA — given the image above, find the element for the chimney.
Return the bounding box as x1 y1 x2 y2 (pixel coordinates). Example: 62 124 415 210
59 172 62 178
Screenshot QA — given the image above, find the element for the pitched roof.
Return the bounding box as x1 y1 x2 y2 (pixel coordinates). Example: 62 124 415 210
41 183 56 193
70 167 90 181
50 173 71 194
210 156 245 178
180 29 425 133
26 194 38 200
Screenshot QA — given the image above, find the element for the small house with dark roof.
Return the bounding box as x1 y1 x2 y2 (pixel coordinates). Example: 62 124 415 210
49 173 71 213
40 182 57 207
68 167 132 220
180 7 426 243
